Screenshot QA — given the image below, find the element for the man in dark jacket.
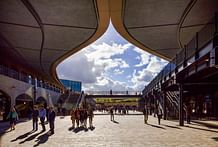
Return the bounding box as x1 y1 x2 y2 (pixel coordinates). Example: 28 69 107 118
32 106 39 131
48 107 56 134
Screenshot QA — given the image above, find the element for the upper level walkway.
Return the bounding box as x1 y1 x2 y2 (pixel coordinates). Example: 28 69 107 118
1 113 218 147
85 91 142 98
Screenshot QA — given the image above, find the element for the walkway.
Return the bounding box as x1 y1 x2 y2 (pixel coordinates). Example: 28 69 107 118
0 113 218 147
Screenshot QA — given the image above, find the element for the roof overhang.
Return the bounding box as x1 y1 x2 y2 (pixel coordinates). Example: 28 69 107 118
110 0 218 61
0 0 110 87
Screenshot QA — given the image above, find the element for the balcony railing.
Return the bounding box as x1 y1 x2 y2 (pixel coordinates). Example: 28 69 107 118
85 91 142 95
144 15 218 94
0 64 61 93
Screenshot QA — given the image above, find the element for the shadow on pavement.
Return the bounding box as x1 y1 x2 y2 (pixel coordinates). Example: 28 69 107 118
89 126 95 131
68 127 74 131
192 120 218 129
11 131 34 142
59 116 65 119
0 119 30 135
184 125 218 133
73 126 87 133
147 124 166 130
33 131 51 147
112 120 119 124
163 124 182 130
211 137 218 142
19 131 44 144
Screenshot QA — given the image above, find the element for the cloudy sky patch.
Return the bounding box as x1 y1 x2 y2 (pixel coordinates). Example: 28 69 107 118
57 22 168 91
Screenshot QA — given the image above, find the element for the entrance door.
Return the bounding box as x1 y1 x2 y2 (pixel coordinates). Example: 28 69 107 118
15 94 33 118
0 90 11 121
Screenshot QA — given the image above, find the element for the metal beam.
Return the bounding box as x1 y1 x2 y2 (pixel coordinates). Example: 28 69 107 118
179 84 184 126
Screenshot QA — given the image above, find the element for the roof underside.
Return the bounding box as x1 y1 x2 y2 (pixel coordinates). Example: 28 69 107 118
112 0 218 60
0 0 99 83
0 0 217 86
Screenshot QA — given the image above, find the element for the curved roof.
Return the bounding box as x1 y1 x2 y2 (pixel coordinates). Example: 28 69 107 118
1 0 217 87
0 0 109 86
110 0 218 60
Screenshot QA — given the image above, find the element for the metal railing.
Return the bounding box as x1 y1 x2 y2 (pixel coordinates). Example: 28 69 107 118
85 91 142 95
0 64 61 93
144 15 218 94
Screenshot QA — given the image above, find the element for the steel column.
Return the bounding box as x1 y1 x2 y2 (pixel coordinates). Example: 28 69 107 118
179 84 184 126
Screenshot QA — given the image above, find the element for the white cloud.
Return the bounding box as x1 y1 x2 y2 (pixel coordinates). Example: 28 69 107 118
85 42 132 61
57 41 168 91
114 68 124 75
135 56 140 60
83 76 134 91
146 57 168 73
57 42 132 85
126 75 132 79
57 52 100 83
128 56 168 90
129 69 154 90
133 47 151 67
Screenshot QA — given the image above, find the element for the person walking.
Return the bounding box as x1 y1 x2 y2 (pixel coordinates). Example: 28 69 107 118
32 106 39 131
187 103 192 124
110 107 114 121
75 108 80 128
48 107 56 134
39 105 46 131
143 105 148 124
70 108 76 129
157 106 163 125
7 107 18 131
88 108 94 128
83 109 88 129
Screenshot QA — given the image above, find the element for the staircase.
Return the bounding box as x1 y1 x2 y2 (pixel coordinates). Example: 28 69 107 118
165 91 187 119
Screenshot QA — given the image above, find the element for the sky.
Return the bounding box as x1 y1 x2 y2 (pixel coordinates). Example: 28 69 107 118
57 22 168 92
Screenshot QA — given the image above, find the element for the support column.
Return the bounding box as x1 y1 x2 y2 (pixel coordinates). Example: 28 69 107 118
163 91 167 120
179 84 184 126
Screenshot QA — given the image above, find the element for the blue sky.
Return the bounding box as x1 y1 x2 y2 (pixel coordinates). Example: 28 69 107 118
57 22 168 91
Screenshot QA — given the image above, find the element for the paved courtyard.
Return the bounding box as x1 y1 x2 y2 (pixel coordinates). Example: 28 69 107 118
1 113 218 147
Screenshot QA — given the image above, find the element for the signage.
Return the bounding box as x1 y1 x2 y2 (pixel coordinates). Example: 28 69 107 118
210 47 218 67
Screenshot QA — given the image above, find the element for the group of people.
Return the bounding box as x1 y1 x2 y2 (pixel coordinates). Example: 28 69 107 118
143 105 163 125
32 105 56 134
70 108 94 129
6 105 56 134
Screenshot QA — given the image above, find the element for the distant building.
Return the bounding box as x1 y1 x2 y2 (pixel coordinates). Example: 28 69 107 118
60 79 82 92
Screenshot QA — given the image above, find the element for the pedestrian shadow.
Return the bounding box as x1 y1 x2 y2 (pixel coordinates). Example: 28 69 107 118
211 137 218 142
112 120 119 124
162 124 182 130
68 127 74 131
19 131 44 144
0 119 30 135
11 131 34 142
73 126 86 133
33 131 50 147
147 124 166 130
0 129 12 135
184 125 218 133
88 126 95 131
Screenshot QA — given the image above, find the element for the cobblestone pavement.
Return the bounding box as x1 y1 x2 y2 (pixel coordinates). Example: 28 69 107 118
1 113 218 147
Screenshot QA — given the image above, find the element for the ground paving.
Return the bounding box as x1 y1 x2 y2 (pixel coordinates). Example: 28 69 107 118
1 112 218 147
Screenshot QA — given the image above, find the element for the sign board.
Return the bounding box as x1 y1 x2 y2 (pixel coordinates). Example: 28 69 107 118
210 47 218 67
